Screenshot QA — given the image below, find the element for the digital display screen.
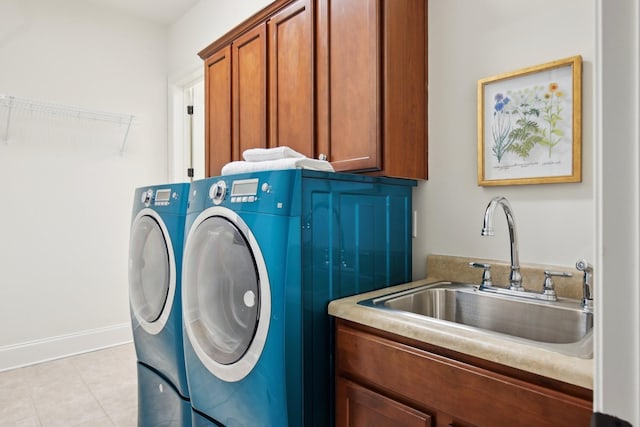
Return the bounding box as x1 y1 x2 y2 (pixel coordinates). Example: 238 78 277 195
231 179 259 196
155 189 171 202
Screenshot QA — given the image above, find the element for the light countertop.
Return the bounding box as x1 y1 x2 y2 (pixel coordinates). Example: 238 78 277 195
328 255 594 390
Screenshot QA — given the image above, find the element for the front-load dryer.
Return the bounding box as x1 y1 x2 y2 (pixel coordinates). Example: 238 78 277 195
182 170 416 427
129 183 191 427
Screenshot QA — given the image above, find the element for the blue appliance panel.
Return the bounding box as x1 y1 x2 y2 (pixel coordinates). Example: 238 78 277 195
129 183 191 427
297 171 414 427
183 205 295 426
191 409 224 427
191 170 301 216
137 362 191 427
131 185 190 220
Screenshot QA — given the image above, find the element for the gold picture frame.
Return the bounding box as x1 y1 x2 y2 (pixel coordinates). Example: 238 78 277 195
477 56 582 186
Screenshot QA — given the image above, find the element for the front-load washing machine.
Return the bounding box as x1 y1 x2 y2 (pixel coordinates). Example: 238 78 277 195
129 183 191 427
182 170 416 427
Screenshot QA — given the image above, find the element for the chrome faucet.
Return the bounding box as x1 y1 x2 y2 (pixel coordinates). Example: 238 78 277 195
575 259 593 312
481 196 523 291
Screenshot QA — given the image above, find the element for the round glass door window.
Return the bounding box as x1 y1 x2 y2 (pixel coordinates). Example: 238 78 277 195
128 210 176 335
183 208 270 382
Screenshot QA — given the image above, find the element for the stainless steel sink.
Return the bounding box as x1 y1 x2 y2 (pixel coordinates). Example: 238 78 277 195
358 281 594 358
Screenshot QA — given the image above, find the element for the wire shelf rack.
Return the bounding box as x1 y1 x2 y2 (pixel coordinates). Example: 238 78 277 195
0 94 135 153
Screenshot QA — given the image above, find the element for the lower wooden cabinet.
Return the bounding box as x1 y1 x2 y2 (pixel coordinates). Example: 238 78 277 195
337 377 433 427
334 319 592 427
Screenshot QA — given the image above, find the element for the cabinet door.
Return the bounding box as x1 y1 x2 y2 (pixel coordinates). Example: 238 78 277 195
232 23 267 160
268 0 314 157
317 0 381 172
382 0 427 179
336 320 592 427
336 377 432 427
204 46 232 177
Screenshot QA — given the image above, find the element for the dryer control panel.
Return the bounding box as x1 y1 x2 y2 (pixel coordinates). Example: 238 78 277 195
134 183 189 218
154 189 172 206
209 178 262 205
141 188 175 207
197 170 299 216
230 178 259 203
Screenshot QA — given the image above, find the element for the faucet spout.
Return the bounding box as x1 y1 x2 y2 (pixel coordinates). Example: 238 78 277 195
481 197 523 291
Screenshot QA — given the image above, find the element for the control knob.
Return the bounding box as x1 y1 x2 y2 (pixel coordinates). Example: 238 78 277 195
209 180 227 205
141 189 153 207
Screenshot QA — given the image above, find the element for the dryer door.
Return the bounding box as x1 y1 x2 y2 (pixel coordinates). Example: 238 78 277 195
183 207 270 382
128 209 176 335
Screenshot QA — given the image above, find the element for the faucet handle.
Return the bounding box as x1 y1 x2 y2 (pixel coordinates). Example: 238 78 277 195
542 270 572 300
469 262 493 289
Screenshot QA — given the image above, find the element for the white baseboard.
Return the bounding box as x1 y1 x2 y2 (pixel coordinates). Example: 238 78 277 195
0 323 133 372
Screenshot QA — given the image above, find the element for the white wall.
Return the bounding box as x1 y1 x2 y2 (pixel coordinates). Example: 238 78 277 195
166 0 273 182
0 0 168 369
416 0 595 279
167 0 274 80
423 1 639 423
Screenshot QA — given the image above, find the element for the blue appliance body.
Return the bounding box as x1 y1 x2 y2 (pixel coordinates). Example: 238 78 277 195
136 363 192 427
129 183 191 427
181 170 415 427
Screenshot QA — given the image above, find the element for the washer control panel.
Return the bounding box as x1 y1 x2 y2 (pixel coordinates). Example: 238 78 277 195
230 178 259 203
209 178 284 210
154 189 172 206
141 188 174 207
208 177 279 206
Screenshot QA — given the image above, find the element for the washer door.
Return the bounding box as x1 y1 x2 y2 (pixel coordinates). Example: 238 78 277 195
183 207 270 382
128 209 176 335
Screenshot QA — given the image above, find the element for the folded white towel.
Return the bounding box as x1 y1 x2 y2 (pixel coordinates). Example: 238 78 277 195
221 158 335 176
243 146 305 162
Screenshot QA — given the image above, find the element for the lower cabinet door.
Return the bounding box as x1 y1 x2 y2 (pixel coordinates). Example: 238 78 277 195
335 320 592 427
336 377 432 427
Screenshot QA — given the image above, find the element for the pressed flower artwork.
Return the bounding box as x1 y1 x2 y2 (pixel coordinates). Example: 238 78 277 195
477 56 582 186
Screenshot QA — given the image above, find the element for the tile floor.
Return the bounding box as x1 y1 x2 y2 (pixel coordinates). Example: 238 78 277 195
0 343 137 427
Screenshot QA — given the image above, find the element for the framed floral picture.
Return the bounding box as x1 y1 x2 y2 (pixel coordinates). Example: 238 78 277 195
477 56 582 186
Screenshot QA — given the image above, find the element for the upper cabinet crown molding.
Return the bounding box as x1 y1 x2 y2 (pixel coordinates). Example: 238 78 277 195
198 0 298 60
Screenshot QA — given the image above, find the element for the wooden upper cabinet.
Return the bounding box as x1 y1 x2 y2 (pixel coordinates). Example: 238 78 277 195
317 0 381 172
204 46 232 177
317 0 427 179
232 23 267 159
268 0 314 157
200 0 427 179
382 0 427 179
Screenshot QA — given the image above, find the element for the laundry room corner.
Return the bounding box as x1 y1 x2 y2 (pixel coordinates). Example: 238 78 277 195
166 0 273 184
0 0 169 370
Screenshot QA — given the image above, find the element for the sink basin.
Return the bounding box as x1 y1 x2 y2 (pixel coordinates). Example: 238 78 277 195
358 281 594 358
